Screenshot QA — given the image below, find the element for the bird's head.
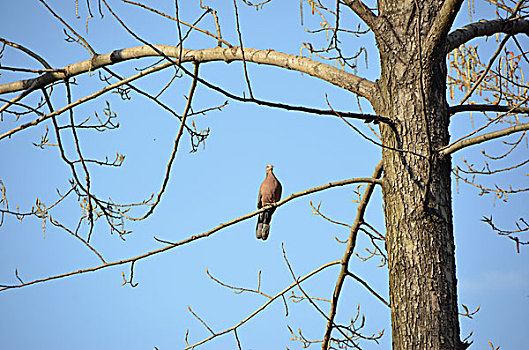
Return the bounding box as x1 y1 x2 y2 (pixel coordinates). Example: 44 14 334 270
266 164 274 173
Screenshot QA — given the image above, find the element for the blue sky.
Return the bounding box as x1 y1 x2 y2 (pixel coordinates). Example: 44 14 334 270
0 1 527 349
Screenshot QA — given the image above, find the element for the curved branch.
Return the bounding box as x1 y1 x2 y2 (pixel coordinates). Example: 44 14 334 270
0 176 382 292
127 62 200 221
447 18 529 52
439 122 529 156
0 45 376 100
0 37 52 69
342 0 379 32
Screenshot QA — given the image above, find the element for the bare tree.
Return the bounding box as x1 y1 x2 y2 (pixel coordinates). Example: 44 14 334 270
1 0 528 349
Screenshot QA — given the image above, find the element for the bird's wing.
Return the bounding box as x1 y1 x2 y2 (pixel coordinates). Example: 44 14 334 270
274 179 282 202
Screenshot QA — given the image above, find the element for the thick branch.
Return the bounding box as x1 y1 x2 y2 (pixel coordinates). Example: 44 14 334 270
0 45 376 99
447 18 529 52
425 0 464 55
342 0 379 32
0 176 382 292
439 122 529 156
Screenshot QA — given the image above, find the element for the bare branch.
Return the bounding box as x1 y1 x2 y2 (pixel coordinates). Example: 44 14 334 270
450 104 529 115
344 271 390 307
121 0 231 47
282 243 354 343
123 62 200 221
0 176 381 292
206 269 272 299
0 37 52 69
447 18 529 52
439 122 529 156
232 0 253 99
322 160 384 350
425 0 464 55
188 306 215 335
341 0 378 31
0 45 376 99
458 33 511 105
0 61 174 141
184 260 341 349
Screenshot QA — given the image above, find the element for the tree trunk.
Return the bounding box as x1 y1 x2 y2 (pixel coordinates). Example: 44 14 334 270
373 1 462 349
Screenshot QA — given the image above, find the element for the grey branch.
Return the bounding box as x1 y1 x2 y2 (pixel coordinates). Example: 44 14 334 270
342 0 379 32
447 18 529 52
0 45 376 100
425 0 464 55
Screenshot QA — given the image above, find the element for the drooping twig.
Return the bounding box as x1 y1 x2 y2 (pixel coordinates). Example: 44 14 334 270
121 62 200 221
344 270 389 307
232 0 254 98
65 79 95 241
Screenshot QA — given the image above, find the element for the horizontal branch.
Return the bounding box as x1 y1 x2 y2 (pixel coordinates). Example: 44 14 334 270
0 176 382 292
0 45 376 99
447 18 529 52
439 122 529 156
449 104 529 115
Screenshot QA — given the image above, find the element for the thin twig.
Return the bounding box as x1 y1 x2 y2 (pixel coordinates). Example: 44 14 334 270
282 243 355 343
183 260 340 349
233 0 254 98
188 306 215 335
122 62 200 221
345 271 389 307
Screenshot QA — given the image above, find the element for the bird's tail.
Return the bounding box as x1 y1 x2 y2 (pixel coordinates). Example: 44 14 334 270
256 208 275 240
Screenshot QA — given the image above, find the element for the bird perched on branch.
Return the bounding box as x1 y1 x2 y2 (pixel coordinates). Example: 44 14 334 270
256 164 282 240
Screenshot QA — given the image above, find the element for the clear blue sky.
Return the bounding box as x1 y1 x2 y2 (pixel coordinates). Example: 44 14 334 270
0 1 527 349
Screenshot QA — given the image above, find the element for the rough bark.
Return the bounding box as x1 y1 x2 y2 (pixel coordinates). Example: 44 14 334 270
373 1 462 349
2 2 528 348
